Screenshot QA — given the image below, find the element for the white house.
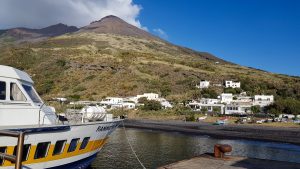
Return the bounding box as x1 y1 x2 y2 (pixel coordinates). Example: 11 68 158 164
54 97 68 102
200 98 220 104
225 80 241 88
100 97 124 106
188 100 224 114
220 93 233 104
196 80 210 89
158 98 173 108
110 102 136 110
136 93 159 101
127 93 160 103
233 96 253 103
69 101 98 105
225 102 252 115
253 95 274 107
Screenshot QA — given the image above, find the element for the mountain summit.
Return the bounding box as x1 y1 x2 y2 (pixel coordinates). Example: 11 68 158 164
79 15 159 40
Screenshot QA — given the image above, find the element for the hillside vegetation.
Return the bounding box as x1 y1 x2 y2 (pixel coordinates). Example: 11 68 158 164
0 31 299 106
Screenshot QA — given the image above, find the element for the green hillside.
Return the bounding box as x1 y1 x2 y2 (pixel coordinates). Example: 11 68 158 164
0 31 299 106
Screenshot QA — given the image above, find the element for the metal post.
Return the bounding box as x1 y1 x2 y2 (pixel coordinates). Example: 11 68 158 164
15 132 24 169
0 131 25 169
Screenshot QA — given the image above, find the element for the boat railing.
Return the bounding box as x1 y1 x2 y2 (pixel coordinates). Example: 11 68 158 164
42 113 60 125
0 130 25 169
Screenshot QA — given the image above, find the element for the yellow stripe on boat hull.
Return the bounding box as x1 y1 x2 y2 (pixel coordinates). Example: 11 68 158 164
2 138 108 167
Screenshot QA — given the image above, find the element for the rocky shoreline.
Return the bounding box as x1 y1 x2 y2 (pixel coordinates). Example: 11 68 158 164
123 119 300 145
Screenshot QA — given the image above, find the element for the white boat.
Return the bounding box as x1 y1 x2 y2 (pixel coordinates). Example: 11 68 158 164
0 65 122 169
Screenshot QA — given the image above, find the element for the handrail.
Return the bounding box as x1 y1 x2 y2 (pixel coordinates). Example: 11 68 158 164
0 130 25 169
42 113 58 125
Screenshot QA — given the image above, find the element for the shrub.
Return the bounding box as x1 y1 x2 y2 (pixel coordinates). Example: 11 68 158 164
160 85 171 97
201 107 208 114
173 104 193 115
142 100 162 111
38 80 54 95
138 97 148 104
73 86 86 92
84 75 96 81
56 59 67 67
224 87 242 95
68 94 81 101
265 98 300 116
251 105 261 114
201 88 218 99
185 113 196 121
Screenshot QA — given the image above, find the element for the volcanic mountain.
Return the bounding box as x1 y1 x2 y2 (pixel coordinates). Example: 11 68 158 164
81 15 225 63
0 15 298 102
0 23 78 42
79 15 158 40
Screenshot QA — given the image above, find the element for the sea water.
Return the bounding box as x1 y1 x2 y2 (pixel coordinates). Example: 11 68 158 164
91 128 300 169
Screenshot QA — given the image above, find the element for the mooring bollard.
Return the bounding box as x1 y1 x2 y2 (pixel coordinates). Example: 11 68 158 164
214 144 232 158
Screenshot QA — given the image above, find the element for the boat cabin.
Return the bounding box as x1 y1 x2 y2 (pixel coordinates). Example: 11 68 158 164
0 65 57 126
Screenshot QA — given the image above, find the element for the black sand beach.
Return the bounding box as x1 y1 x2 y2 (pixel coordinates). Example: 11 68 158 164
123 119 300 145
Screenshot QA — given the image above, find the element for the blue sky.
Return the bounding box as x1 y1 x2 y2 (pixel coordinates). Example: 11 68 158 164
135 0 300 76
0 0 298 76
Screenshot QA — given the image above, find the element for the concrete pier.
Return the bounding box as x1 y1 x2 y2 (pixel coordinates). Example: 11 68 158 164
158 154 300 169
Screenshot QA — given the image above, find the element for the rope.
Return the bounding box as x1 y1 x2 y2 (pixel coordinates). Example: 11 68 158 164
122 121 146 169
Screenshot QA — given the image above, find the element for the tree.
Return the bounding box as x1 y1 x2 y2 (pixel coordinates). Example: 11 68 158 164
138 97 148 104
201 89 218 99
160 85 171 97
142 100 162 111
251 105 261 114
213 107 221 114
201 107 208 114
224 87 242 95
265 98 300 116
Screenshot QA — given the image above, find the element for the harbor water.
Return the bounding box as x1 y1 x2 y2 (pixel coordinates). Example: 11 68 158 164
91 128 300 169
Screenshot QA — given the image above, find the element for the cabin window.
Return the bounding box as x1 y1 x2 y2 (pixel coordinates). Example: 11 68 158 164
80 137 90 150
0 147 7 165
0 81 6 100
22 85 42 103
10 83 26 101
53 140 66 156
13 144 31 162
34 142 50 159
68 138 79 152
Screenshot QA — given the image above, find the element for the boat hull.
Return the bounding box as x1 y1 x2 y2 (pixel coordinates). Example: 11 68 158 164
46 153 97 169
0 120 122 169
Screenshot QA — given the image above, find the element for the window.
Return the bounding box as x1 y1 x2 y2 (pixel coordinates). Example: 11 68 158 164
13 144 31 162
0 147 7 165
0 81 6 100
34 142 50 159
22 85 42 103
68 138 79 152
10 83 26 101
53 140 66 156
80 137 90 150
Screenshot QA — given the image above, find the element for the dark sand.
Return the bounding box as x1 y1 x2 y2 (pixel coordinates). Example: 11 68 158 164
123 119 300 145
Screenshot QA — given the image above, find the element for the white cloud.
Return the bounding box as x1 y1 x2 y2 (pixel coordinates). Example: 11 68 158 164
0 0 145 29
153 28 168 39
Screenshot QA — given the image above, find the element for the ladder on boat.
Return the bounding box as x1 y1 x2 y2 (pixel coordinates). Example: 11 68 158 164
0 130 25 169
